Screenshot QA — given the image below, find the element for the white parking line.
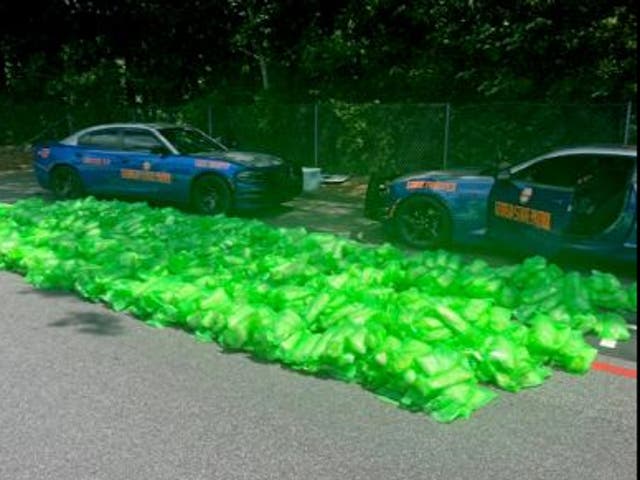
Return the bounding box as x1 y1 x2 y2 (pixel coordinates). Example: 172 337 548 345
599 339 618 349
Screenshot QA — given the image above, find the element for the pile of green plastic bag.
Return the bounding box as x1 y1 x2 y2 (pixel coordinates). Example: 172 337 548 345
0 198 635 422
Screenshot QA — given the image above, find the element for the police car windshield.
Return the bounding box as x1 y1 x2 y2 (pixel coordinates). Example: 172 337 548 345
160 127 228 155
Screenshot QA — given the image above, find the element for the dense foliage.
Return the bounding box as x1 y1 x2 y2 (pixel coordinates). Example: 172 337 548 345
0 1 636 105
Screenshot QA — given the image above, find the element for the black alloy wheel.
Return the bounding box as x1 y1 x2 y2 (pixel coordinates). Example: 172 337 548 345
394 196 452 249
191 175 231 215
51 166 84 199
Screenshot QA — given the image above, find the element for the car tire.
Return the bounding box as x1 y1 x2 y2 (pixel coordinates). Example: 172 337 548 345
394 195 452 249
191 175 231 215
51 166 84 199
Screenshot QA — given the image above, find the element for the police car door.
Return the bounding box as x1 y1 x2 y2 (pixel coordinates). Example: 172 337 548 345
114 128 173 196
74 127 123 194
487 153 583 256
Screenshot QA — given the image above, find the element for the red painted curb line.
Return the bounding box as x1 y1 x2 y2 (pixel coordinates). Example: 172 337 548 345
591 361 637 379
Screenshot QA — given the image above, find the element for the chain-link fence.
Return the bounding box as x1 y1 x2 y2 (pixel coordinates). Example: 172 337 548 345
447 103 634 170
1 99 635 175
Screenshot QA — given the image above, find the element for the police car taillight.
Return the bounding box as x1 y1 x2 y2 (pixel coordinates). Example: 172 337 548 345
38 147 51 159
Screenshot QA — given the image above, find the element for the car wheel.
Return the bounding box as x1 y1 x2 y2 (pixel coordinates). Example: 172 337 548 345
191 175 231 215
51 166 84 199
394 196 452 249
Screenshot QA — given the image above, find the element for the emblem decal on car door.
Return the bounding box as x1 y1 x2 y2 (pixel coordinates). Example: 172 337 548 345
519 187 533 204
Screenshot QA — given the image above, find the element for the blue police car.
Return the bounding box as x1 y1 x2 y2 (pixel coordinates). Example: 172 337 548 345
365 146 637 264
33 123 303 214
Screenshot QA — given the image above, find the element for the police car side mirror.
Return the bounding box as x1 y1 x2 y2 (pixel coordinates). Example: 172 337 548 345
150 145 170 156
496 170 511 181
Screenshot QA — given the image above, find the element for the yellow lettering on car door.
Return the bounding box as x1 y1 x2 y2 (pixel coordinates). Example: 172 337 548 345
494 201 552 230
406 180 457 192
120 169 172 184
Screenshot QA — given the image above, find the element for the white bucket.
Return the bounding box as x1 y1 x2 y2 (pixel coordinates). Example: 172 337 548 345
302 167 322 192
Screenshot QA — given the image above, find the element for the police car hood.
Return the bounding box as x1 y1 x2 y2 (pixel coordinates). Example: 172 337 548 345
199 150 284 167
394 167 491 183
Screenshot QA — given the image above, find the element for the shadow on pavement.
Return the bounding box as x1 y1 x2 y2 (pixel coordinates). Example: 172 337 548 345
18 287 75 298
48 311 125 336
16 287 125 335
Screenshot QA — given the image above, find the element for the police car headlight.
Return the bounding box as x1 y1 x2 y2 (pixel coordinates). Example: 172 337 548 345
236 170 263 182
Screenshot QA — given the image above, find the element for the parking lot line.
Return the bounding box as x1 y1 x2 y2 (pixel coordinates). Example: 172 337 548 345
591 361 637 379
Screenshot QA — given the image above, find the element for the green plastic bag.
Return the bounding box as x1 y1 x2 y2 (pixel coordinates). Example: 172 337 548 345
0 197 635 423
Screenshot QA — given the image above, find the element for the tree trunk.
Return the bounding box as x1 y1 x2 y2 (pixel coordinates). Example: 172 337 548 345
0 47 8 92
259 56 269 90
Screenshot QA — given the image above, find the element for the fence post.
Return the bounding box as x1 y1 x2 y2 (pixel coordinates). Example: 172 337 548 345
314 102 319 167
623 100 632 145
208 105 213 136
442 103 451 169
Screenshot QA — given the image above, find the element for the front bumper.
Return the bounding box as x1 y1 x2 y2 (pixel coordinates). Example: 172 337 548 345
364 176 393 220
233 164 303 209
34 162 51 190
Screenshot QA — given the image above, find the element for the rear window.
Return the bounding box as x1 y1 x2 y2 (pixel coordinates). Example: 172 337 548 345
78 129 121 150
122 129 165 152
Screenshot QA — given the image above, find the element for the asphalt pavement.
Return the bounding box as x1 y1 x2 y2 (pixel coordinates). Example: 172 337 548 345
0 169 637 480
0 272 637 480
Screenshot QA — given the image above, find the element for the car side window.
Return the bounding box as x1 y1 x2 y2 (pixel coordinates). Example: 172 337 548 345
513 155 590 188
122 129 165 153
77 129 121 150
